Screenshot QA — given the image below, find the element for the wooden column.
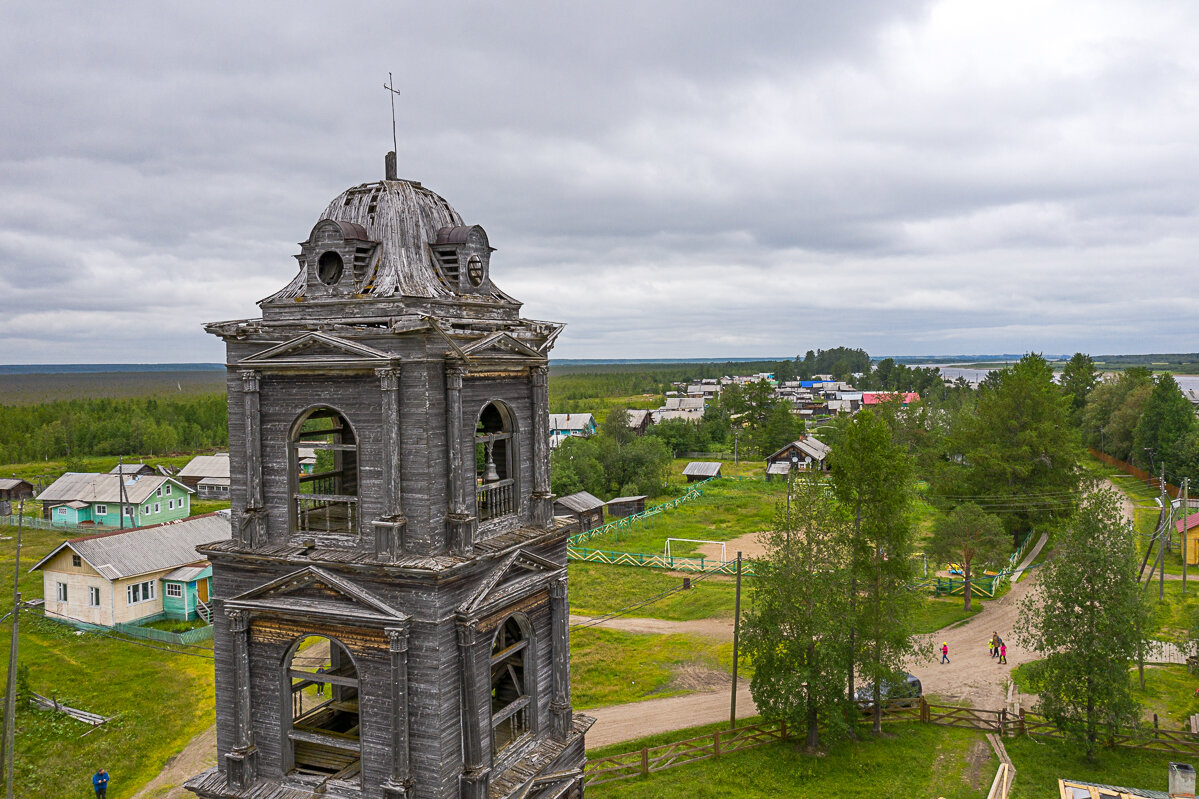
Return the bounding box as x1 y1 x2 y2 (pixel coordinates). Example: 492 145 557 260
224 608 257 787
383 625 411 798
549 575 572 739
530 365 553 529
445 363 473 555
240 370 264 548
375 367 407 561
457 623 490 799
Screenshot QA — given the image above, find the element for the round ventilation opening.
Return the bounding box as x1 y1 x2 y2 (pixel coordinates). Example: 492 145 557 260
317 251 344 285
467 255 484 287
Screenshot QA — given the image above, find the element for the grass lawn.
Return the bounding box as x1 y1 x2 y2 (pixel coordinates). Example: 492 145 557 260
1007 734 1182 798
0 522 214 798
189 499 232 516
142 616 212 633
913 595 982 634
569 563 740 621
1144 580 1199 644
587 721 995 798
586 475 786 556
570 627 733 709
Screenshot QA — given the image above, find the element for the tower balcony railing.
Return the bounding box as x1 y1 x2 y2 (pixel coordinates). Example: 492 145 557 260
477 478 515 523
294 494 358 534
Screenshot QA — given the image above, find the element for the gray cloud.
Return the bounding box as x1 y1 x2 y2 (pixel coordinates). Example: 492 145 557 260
2 0 1198 363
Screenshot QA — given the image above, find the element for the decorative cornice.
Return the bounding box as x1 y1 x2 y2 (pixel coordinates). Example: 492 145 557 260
240 370 260 393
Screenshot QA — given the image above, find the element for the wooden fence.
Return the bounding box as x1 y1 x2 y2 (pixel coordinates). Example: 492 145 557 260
568 478 715 546
1090 449 1191 500
585 720 787 786
567 545 758 576
584 700 1199 788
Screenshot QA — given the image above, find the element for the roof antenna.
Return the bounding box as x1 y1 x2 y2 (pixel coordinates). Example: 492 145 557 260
384 72 401 180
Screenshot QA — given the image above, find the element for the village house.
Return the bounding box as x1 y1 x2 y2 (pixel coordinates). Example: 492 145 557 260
176 453 231 496
548 412 597 448
624 408 653 436
30 512 230 628
553 490 606 532
652 396 706 423
765 436 831 479
38 472 193 527
1178 513 1199 565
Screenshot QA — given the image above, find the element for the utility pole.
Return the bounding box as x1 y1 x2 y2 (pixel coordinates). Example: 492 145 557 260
1160 467 1167 602
1183 478 1190 596
730 551 743 730
733 430 739 466
118 455 126 530
2 501 23 799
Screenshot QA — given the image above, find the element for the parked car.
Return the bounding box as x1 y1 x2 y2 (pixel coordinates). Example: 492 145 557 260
855 673 923 710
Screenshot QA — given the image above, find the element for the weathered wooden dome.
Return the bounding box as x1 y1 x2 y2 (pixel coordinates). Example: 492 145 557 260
263 156 508 305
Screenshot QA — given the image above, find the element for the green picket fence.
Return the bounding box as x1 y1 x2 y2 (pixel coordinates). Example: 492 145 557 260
567 545 757 576
567 477 717 546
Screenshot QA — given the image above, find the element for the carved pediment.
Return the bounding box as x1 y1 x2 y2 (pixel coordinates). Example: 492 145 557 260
458 331 544 361
459 550 563 617
226 566 409 626
239 332 394 368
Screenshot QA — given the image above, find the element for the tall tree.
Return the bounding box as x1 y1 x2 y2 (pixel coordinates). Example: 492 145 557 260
1060 353 1098 425
927 503 1008 611
830 410 917 733
938 354 1082 544
743 475 852 750
1016 489 1148 758
1132 373 1197 485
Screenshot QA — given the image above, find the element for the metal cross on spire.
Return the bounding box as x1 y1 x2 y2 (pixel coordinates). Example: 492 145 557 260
384 72 401 157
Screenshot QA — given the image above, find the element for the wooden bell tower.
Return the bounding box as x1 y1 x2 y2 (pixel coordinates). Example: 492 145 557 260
186 154 591 799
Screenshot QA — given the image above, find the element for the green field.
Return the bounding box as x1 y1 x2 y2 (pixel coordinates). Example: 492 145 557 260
569 563 740 621
0 370 226 405
587 721 995 798
570 627 734 709
0 522 214 798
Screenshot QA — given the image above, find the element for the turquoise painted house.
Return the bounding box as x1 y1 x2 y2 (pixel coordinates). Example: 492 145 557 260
161 562 214 621
39 473 194 528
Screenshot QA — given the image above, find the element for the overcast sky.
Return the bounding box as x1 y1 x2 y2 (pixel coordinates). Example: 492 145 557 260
2 1 1198 364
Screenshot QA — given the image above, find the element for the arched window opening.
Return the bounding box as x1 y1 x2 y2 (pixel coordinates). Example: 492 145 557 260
286 635 361 781
475 402 516 522
490 616 531 756
291 407 358 534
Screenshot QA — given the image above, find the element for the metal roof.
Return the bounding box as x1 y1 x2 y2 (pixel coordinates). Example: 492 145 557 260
162 563 212 583
548 413 595 432
37 473 192 504
554 491 606 514
768 436 830 464
198 476 230 486
0 479 30 491
608 496 647 504
176 454 230 480
682 462 722 477
109 463 152 475
30 514 231 581
767 462 792 475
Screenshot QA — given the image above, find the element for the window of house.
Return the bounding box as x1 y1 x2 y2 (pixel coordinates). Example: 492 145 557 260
156 487 162 497
286 635 360 777
154 503 161 514
475 402 517 524
88 586 100 607
167 499 174 510
490 614 532 756
291 407 359 535
55 582 68 602
165 583 183 598
95 504 107 515
124 505 133 517
164 484 171 495
144 504 151 514
71 554 82 567
126 580 155 605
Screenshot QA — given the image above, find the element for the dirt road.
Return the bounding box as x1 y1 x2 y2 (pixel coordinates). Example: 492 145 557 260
569 614 733 639
131 723 216 799
586 686 757 749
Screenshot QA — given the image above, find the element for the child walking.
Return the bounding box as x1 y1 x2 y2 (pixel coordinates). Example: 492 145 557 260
998 642 1007 664
941 641 950 664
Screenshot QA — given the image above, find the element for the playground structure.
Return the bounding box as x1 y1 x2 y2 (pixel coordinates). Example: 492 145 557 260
665 538 727 565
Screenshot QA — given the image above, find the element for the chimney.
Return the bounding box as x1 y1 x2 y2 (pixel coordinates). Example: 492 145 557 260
1171 762 1196 798
385 151 398 181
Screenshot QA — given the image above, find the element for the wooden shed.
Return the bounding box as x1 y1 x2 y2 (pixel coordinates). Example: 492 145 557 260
682 462 722 482
554 491 607 531
606 495 647 518
0 478 34 503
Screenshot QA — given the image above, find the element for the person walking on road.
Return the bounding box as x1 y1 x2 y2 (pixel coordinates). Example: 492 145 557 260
990 632 1000 658
941 641 950 664
93 768 109 799
998 642 1007 664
